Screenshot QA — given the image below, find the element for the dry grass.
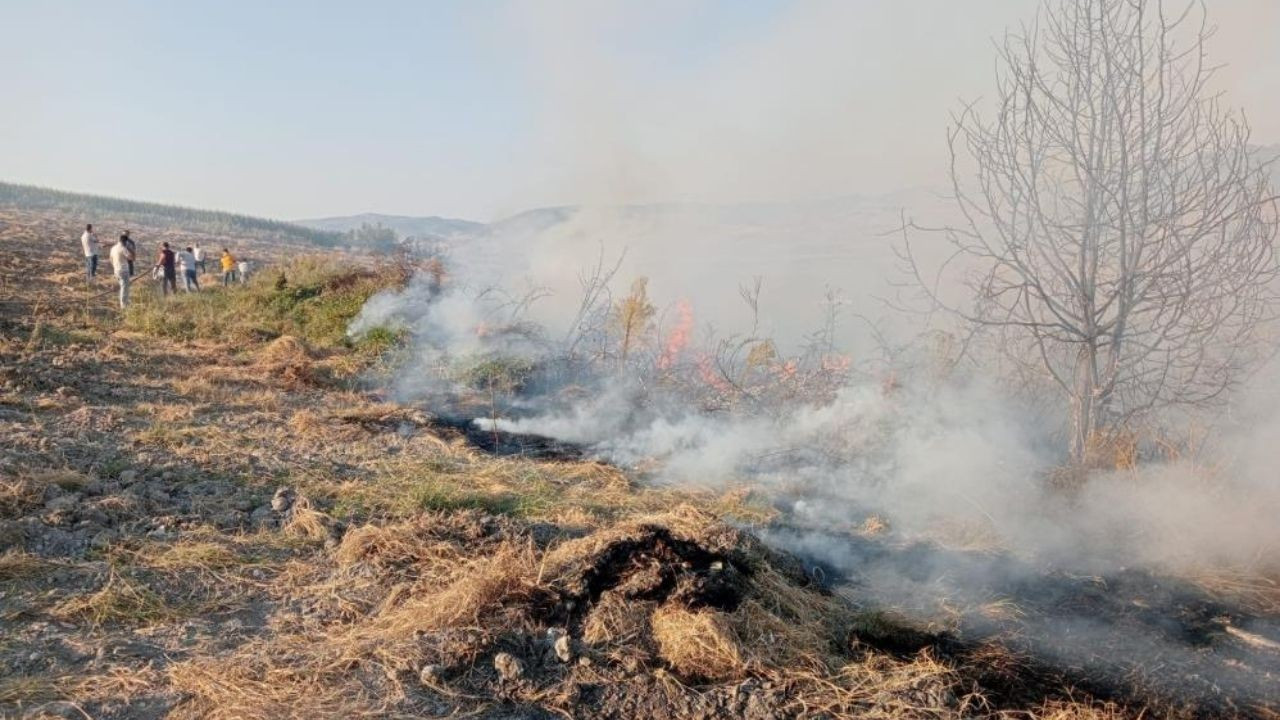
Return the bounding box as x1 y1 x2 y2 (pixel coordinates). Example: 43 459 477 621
68 665 164 707
651 605 745 680
0 469 88 516
0 549 51 581
0 224 1164 720
0 674 67 707
50 569 178 626
783 652 963 719
582 590 655 647
282 497 335 543
255 335 318 388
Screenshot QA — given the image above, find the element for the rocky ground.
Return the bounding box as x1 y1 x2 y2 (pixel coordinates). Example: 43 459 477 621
0 207 1262 719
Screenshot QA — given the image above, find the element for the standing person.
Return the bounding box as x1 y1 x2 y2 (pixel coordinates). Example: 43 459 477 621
193 243 206 275
81 224 100 282
237 258 249 285
109 236 134 308
154 242 178 296
220 248 237 287
178 246 200 292
120 231 137 277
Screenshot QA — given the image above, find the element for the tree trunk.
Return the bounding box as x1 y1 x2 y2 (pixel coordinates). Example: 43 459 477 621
1070 345 1098 464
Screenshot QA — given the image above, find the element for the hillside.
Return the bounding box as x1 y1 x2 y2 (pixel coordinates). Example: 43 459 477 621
1 205 1206 720
295 212 485 241
0 182 344 249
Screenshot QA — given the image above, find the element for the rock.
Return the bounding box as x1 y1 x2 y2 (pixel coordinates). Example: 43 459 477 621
250 505 275 528
83 479 104 496
33 527 89 557
271 486 296 513
118 470 139 485
493 652 524 682
0 520 24 547
90 530 117 550
78 507 109 526
41 483 66 503
44 493 80 513
554 634 573 663
212 510 245 530
546 628 573 663
418 664 442 685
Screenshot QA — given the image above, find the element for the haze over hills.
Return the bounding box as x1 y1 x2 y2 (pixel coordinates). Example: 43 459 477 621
294 212 484 241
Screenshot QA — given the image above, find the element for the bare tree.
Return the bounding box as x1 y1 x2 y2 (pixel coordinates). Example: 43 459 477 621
902 0 1279 462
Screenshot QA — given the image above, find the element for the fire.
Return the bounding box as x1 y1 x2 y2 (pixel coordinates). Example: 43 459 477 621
657 300 694 370
820 353 852 373
695 352 733 394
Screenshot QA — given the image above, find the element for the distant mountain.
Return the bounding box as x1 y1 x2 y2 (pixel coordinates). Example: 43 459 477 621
294 213 485 241
0 181 344 247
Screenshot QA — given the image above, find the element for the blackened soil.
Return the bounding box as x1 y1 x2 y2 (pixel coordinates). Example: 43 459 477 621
763 525 1280 719
430 415 585 461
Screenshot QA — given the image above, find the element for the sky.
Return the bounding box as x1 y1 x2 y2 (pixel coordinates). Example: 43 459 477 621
1 0 1277 222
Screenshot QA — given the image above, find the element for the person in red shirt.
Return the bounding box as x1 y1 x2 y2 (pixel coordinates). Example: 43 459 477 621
154 242 178 296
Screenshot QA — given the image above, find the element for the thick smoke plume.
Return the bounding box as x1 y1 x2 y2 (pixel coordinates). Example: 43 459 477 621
347 0 1280 706
350 219 1280 581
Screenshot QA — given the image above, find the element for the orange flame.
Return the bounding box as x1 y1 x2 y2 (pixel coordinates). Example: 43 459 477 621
696 353 733 393
657 300 694 370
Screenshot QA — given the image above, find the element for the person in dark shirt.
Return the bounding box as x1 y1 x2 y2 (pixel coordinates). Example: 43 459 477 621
120 231 137 277
154 242 177 296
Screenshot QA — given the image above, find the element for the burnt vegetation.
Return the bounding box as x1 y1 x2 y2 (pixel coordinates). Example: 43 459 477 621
4 1 1280 718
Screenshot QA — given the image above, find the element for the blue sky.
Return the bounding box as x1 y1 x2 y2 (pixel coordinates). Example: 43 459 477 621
2 1 1276 221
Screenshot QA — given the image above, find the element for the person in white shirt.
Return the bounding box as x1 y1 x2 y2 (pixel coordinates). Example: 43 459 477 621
80 224 100 282
178 246 200 292
108 239 134 308
193 244 206 275
237 259 249 285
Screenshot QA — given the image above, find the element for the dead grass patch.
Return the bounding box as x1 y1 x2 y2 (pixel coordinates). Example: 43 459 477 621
282 497 334 543
254 335 318 388
0 469 88 516
0 549 51 581
51 569 177 626
0 673 67 707
651 605 744 680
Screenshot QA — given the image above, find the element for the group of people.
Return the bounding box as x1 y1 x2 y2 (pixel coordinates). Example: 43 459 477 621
80 224 250 309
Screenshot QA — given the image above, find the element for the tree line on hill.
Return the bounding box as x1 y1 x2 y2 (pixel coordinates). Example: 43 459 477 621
0 181 347 248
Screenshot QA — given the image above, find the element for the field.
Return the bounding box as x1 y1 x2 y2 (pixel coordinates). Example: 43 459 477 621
0 207 1273 719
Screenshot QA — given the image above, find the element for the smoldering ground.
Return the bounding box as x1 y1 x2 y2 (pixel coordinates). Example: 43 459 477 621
347 227 1280 713
342 1 1280 710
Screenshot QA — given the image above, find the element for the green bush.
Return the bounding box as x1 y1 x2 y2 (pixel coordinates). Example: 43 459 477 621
123 257 405 350
453 354 537 393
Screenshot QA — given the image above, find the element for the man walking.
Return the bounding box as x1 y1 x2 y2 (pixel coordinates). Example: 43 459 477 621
193 243 207 275
81 224 100 282
120 231 137 277
220 248 237 287
155 242 178 296
178 246 200 292
109 236 134 308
